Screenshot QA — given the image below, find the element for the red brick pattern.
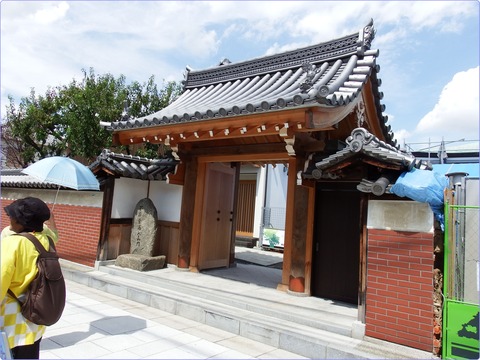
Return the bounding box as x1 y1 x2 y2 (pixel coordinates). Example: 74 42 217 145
1 199 101 267
365 229 433 352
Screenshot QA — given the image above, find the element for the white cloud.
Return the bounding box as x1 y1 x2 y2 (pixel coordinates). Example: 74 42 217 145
414 67 479 144
1 0 478 144
32 1 69 24
392 129 412 149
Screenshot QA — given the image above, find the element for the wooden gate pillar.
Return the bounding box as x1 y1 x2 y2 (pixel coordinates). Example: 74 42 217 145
177 156 198 268
284 156 315 294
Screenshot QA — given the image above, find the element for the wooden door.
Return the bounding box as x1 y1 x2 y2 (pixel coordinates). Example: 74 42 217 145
236 180 256 236
311 183 360 304
198 163 236 270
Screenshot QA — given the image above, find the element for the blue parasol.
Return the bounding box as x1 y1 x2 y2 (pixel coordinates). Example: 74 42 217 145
22 157 100 209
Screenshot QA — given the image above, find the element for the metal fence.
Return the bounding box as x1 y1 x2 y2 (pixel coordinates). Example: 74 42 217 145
260 207 286 249
261 207 286 230
443 205 479 359
445 205 479 304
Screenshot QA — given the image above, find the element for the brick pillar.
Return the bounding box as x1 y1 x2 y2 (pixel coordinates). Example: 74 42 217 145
365 229 433 352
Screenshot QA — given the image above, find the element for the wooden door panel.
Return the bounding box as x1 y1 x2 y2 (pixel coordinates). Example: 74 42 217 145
198 163 235 270
236 180 256 235
312 185 360 304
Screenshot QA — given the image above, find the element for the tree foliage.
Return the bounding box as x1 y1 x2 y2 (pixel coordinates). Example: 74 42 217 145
2 68 182 167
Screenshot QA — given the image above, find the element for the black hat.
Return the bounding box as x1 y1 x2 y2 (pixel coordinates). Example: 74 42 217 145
4 197 50 232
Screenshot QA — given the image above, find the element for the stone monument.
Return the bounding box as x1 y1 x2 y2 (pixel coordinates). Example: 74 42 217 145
115 198 166 271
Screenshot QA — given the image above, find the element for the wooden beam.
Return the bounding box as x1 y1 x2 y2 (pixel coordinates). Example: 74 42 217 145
113 107 324 145
180 143 288 159
189 161 206 271
198 152 289 163
358 193 368 323
362 158 403 170
177 158 198 269
97 177 115 261
361 79 386 140
167 162 185 186
281 157 296 290
112 103 359 146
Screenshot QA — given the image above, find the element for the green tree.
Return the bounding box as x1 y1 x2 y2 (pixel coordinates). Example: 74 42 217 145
2 68 182 167
3 89 66 166
128 79 182 158
127 76 182 118
59 68 127 160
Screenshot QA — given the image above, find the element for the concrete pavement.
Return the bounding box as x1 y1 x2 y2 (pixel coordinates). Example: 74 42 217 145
54 247 432 359
41 279 307 359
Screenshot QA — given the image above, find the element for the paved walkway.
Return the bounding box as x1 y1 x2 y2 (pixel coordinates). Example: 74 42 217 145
203 247 283 288
49 247 431 359
41 279 307 359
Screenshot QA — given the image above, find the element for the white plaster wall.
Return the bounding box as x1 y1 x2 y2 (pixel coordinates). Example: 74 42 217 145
111 178 182 221
1 188 102 208
111 178 148 218
263 164 288 231
367 200 434 233
265 164 288 209
240 164 289 238
253 166 267 238
149 181 182 222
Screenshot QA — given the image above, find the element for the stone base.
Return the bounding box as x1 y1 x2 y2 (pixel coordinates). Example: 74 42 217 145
115 254 166 272
352 320 366 339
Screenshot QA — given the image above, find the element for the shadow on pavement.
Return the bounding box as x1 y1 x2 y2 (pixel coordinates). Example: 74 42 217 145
43 316 146 348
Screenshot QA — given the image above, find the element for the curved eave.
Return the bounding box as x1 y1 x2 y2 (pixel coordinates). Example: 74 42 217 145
90 149 178 181
362 69 393 146
306 128 414 179
104 20 395 147
109 51 379 131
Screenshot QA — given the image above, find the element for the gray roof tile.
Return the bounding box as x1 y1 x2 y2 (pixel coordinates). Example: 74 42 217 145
105 20 392 144
1 169 65 189
305 128 430 179
89 149 178 181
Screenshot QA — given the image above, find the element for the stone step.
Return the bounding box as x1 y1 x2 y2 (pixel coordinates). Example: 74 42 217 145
235 236 258 248
97 264 355 337
60 260 430 359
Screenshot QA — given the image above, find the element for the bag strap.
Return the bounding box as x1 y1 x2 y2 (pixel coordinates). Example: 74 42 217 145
7 289 21 304
7 233 57 304
13 232 56 254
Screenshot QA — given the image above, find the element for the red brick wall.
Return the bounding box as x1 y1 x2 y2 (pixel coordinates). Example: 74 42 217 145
365 229 433 352
1 199 101 267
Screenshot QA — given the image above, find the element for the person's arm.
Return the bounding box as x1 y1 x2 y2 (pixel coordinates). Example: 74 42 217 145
0 239 15 300
45 211 58 235
1 226 13 240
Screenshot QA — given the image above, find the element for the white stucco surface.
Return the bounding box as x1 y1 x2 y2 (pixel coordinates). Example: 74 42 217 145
111 178 182 221
1 188 103 207
367 200 433 233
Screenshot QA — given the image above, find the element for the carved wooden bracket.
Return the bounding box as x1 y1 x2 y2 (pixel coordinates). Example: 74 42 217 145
284 137 295 156
171 146 180 160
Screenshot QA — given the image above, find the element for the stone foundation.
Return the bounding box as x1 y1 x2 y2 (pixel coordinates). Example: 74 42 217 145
115 254 166 272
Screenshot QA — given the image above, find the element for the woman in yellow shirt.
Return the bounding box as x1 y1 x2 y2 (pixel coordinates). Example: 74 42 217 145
1 197 59 359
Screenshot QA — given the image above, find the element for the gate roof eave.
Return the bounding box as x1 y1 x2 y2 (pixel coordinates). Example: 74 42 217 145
111 104 355 147
103 20 395 149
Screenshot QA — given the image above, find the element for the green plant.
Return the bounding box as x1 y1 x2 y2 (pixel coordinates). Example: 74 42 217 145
263 229 279 248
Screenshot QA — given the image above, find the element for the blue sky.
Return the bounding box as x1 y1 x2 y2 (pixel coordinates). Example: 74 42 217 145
1 1 479 152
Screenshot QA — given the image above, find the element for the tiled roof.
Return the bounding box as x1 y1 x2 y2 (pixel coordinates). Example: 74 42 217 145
305 127 431 180
1 169 61 189
104 20 393 146
89 149 179 181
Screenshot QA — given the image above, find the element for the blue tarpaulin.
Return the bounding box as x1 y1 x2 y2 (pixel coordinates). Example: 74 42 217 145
390 168 449 228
